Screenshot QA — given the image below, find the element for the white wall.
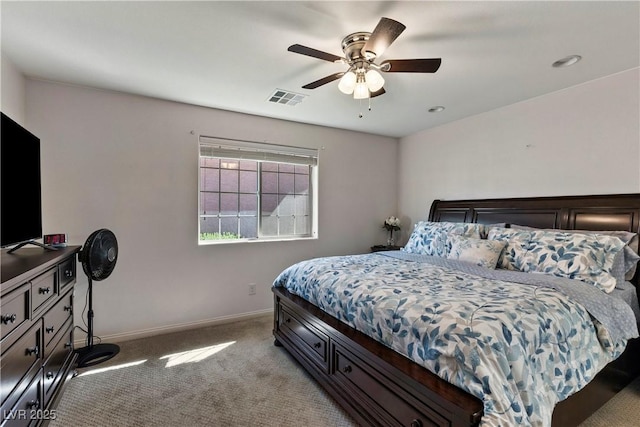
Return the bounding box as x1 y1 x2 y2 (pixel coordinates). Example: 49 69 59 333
26 80 398 340
1 53 26 124
398 68 640 235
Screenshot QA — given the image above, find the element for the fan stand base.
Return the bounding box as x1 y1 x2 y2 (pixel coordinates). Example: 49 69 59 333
75 343 120 368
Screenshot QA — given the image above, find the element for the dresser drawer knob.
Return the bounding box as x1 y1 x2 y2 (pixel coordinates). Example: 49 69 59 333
342 365 352 373
26 346 39 356
64 305 72 312
314 342 322 348
65 270 73 278
39 286 51 295
64 342 73 349
1 313 17 324
27 400 40 409
46 326 55 334
411 420 423 427
46 371 55 379
285 318 291 324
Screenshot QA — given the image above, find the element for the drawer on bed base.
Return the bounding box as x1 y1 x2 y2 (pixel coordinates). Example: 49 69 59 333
278 306 329 371
333 342 450 427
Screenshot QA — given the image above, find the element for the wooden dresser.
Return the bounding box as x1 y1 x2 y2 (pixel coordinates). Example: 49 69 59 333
1 246 80 426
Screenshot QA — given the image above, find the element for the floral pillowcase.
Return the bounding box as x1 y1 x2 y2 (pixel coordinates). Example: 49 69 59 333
447 235 506 269
402 221 488 258
488 227 626 293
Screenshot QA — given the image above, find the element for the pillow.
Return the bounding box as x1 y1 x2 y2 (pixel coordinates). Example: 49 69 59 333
486 227 533 271
510 225 640 281
447 235 506 269
490 227 626 293
402 221 487 257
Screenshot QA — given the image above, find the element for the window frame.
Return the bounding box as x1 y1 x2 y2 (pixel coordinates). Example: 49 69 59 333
198 136 318 245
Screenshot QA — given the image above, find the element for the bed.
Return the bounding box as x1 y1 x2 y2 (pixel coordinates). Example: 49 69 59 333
272 194 640 427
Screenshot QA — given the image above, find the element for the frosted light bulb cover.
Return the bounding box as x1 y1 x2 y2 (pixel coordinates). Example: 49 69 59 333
338 71 357 94
365 69 385 92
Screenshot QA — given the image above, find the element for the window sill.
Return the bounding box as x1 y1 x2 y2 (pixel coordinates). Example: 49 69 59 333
198 235 317 246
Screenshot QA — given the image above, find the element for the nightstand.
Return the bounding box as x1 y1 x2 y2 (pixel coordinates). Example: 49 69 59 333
371 245 402 252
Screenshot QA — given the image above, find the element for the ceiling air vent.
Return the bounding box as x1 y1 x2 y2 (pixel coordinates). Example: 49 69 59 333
268 89 306 106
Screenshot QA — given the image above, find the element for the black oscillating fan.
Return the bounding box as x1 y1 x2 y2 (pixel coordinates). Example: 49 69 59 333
75 229 120 368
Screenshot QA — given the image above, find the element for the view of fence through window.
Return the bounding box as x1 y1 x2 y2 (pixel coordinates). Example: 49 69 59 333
199 157 311 241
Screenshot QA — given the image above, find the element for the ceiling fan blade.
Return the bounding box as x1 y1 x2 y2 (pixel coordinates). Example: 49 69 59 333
362 17 406 59
288 44 343 62
370 87 386 98
302 72 345 89
381 58 442 73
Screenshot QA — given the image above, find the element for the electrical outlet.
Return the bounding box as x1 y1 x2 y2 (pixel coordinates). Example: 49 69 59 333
248 283 257 295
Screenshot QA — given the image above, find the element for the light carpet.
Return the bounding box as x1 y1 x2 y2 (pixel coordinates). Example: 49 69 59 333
51 314 639 426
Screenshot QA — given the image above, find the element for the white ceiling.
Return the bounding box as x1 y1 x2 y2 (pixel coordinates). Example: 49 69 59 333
1 1 638 138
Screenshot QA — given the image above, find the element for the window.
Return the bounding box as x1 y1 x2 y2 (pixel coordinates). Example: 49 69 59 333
198 136 318 243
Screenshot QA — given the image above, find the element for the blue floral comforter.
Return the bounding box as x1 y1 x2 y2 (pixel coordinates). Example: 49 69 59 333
273 252 639 427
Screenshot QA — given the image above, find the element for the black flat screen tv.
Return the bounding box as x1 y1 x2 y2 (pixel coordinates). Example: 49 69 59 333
1 112 43 249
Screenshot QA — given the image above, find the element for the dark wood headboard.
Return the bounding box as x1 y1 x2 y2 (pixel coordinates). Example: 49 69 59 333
428 193 640 286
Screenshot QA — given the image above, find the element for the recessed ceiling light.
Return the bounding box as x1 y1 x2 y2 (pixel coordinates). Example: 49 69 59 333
552 55 582 68
428 106 445 113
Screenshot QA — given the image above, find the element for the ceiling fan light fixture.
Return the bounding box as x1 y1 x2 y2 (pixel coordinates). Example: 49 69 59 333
365 69 385 92
338 71 357 94
353 75 370 99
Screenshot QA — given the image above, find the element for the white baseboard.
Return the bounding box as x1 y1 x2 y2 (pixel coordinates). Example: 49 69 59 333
73 308 273 346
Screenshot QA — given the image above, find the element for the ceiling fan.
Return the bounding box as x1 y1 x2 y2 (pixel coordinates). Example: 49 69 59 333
288 17 441 100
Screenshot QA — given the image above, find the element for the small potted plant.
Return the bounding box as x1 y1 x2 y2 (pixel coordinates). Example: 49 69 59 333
383 216 401 246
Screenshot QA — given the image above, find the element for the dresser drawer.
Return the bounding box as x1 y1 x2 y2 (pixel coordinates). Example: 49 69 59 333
1 284 30 341
57 257 76 292
42 290 73 350
333 343 449 427
0 324 41 407
279 307 328 370
30 269 56 313
1 371 42 427
43 325 73 407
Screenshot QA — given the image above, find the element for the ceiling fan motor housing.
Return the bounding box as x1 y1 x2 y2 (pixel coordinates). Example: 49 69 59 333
341 32 372 63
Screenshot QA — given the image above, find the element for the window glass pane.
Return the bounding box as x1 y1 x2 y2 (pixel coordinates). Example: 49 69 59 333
295 216 309 235
201 168 219 192
261 194 278 215
220 193 238 215
280 216 294 235
279 195 294 216
294 165 309 174
279 163 295 173
220 169 239 193
294 173 308 194
201 193 220 215
200 217 219 235
294 195 308 216
239 194 257 215
262 162 278 172
239 160 257 171
220 159 239 170
261 216 278 236
201 158 219 168
239 170 257 193
278 173 294 194
220 217 239 236
240 217 258 238
261 171 278 193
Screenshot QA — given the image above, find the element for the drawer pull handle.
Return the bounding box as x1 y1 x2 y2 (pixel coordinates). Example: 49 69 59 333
64 305 72 312
342 365 352 374
65 270 73 278
46 371 55 379
27 400 40 409
1 313 17 324
46 326 55 334
26 346 39 356
64 342 73 349
285 318 291 323
314 342 322 348
39 286 52 295
411 420 423 427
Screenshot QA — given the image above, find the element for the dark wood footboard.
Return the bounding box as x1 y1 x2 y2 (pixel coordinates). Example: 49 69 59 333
273 286 483 427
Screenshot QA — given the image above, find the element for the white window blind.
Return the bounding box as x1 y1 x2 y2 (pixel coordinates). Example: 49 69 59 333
199 136 318 166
